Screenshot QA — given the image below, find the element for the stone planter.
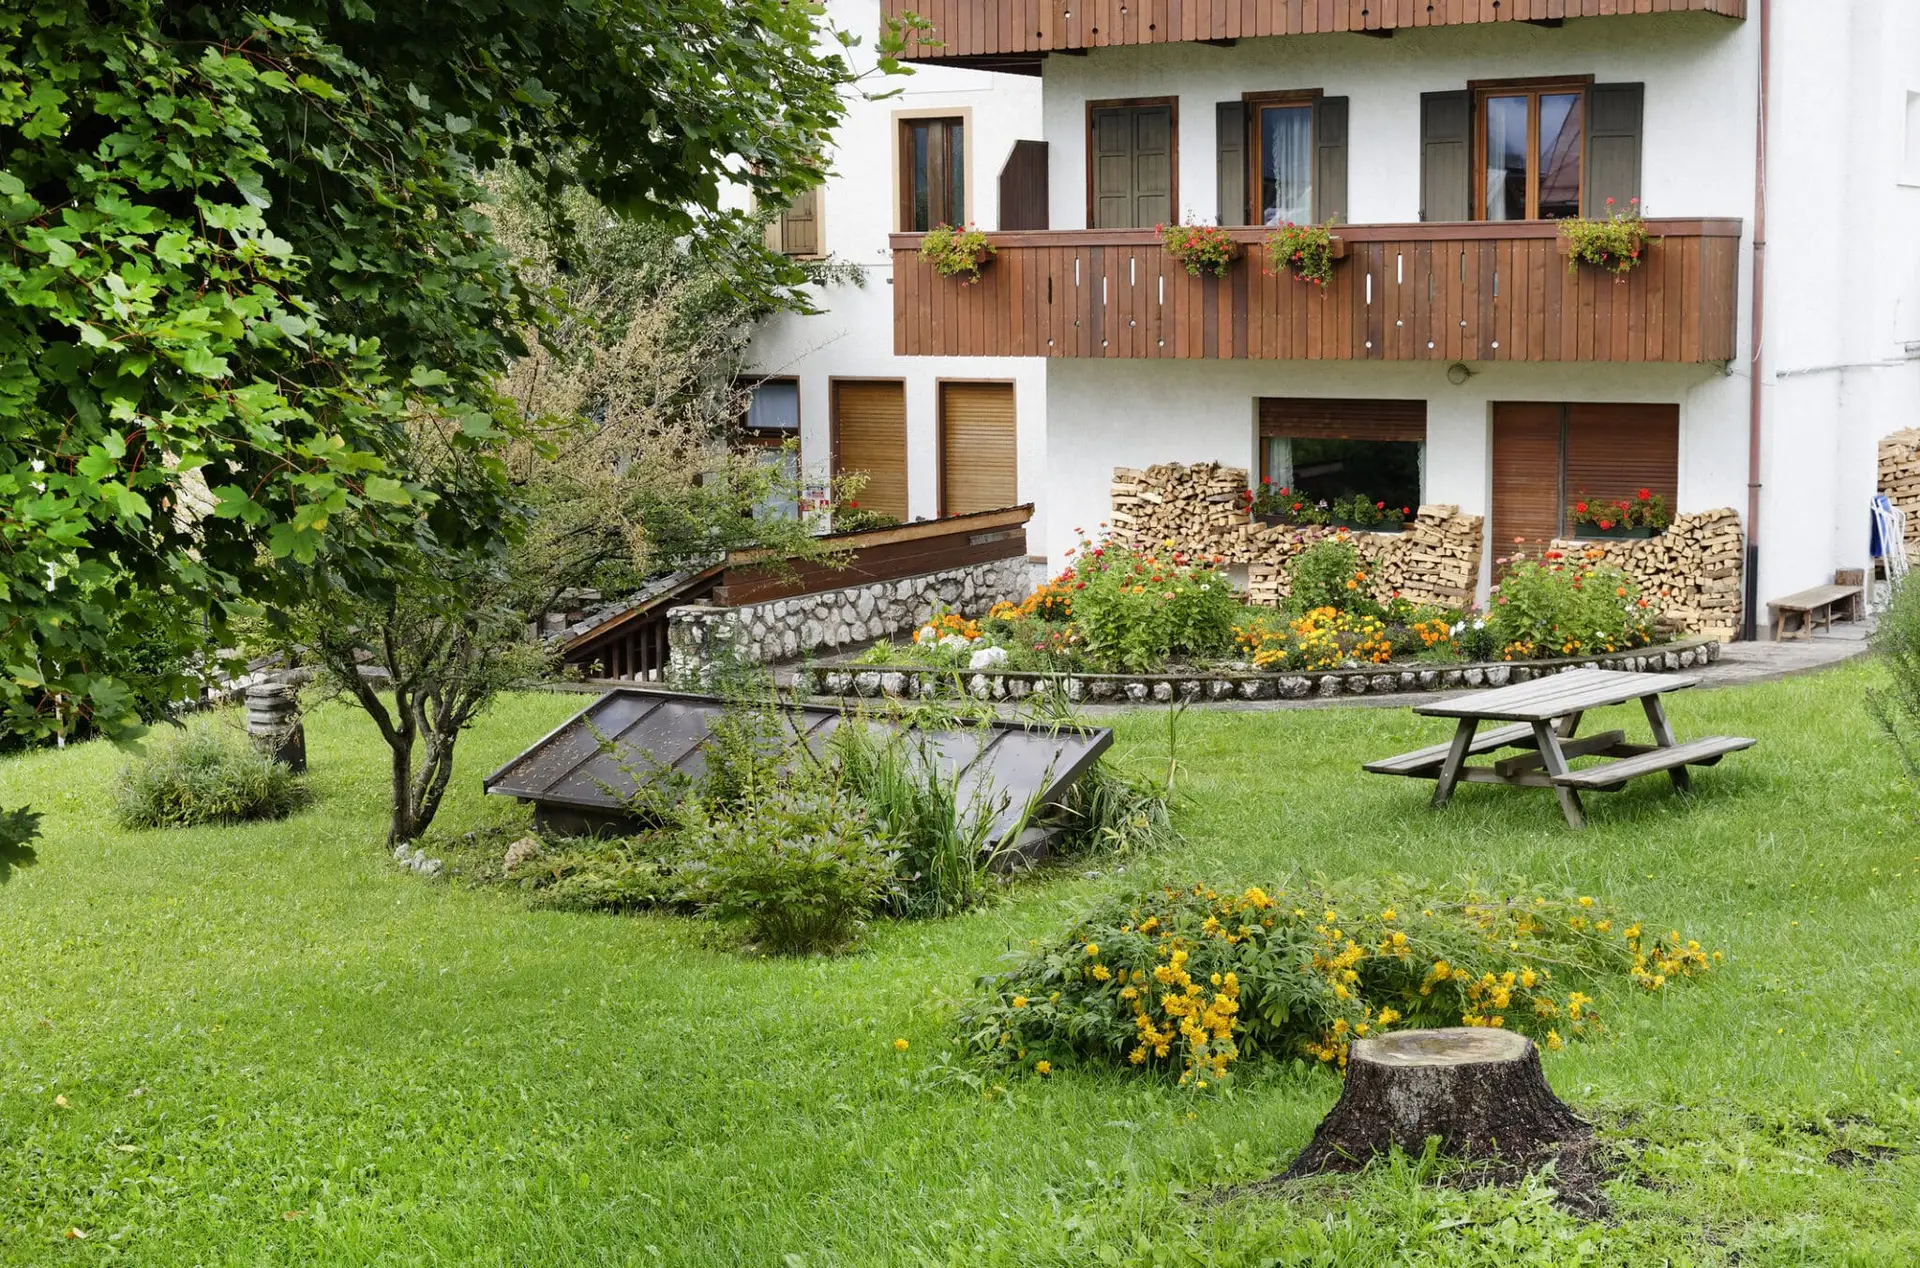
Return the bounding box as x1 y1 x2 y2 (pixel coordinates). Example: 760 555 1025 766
799 637 1722 707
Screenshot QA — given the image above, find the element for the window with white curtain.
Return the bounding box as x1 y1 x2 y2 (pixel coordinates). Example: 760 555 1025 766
1255 101 1314 227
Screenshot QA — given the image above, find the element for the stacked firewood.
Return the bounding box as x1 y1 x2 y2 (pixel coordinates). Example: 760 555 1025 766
1549 508 1744 640
1109 464 1483 609
1244 507 1483 609
1879 429 1920 555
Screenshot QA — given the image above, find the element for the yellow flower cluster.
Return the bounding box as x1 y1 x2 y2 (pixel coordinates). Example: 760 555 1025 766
988 576 1076 624
913 612 981 644
1410 618 1454 651
1233 607 1392 670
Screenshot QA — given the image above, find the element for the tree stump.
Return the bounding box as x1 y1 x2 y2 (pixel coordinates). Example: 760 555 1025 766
245 681 307 773
1284 1028 1590 1178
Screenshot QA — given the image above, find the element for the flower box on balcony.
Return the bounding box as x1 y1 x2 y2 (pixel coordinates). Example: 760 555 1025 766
1575 524 1661 541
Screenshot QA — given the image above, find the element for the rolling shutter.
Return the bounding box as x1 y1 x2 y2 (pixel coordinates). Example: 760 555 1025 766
1216 101 1248 227
832 381 908 521
1258 398 1427 442
939 382 1017 516
1584 83 1644 218
1564 403 1677 510
778 185 819 257
1313 96 1350 225
1420 91 1471 223
998 140 1049 230
1491 403 1565 558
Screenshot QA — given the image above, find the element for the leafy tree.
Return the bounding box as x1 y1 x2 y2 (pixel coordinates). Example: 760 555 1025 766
2 1 903 857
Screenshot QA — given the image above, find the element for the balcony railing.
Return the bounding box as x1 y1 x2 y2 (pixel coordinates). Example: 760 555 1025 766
889 220 1742 364
884 0 1745 66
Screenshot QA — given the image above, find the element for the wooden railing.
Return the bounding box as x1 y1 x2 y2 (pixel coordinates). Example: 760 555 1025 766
884 0 1744 63
890 220 1742 364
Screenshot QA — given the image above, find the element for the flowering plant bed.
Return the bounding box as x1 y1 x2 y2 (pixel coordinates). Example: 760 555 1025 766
1159 221 1238 277
919 222 995 283
1559 198 1650 277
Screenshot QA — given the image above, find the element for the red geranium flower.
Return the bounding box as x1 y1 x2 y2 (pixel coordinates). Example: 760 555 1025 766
1574 500 1589 514
1637 488 1651 501
1597 519 1614 530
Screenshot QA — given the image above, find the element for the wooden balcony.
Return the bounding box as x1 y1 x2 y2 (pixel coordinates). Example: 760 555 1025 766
889 220 1742 364
884 0 1744 69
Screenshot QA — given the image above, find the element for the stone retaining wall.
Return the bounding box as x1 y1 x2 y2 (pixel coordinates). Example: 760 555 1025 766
667 555 1032 690
799 638 1721 706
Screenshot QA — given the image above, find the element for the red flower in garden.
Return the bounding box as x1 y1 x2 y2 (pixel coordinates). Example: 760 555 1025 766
1375 501 1385 510
847 500 859 509
1637 488 1651 501
1291 502 1302 512
1262 475 1274 485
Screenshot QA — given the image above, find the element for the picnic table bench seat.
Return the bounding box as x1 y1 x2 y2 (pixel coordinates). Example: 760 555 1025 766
1549 735 1756 791
1363 722 1537 775
1767 582 1864 641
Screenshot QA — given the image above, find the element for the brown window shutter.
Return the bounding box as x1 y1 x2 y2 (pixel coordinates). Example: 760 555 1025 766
779 185 819 256
831 381 908 521
1312 96 1349 226
1420 91 1471 223
1131 106 1173 228
1491 403 1566 557
1091 107 1134 229
1258 397 1427 442
1216 101 1248 227
998 140 1049 230
939 383 1018 516
1584 83 1644 218
1564 403 1677 512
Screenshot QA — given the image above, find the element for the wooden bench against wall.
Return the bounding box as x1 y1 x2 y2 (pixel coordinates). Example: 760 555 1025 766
1766 570 1866 641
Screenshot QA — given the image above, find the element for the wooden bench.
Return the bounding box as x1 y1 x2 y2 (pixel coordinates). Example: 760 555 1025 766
1767 577 1865 641
1551 735 1756 793
1363 722 1537 776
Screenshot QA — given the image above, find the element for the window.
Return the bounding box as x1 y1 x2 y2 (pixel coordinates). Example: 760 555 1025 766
1089 100 1175 229
1256 398 1425 515
938 382 1017 516
831 380 908 522
1218 96 1346 228
740 379 800 521
769 187 820 257
1253 97 1315 226
1477 81 1587 220
1906 90 1920 183
901 117 964 231
1490 402 1678 554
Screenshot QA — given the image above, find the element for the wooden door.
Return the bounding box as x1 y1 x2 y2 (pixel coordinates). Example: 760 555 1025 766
1491 402 1564 560
939 382 1017 516
1091 103 1173 229
832 381 908 521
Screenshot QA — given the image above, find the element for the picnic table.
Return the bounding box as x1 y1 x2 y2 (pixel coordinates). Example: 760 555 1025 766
1364 667 1754 828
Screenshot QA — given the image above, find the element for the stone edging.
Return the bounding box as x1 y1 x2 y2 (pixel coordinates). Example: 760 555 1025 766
799 638 1722 705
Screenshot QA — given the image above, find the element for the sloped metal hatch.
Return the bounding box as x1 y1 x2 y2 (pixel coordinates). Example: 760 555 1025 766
485 688 1113 845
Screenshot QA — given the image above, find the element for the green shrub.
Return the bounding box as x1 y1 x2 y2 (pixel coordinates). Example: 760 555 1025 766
1285 538 1376 615
959 878 1717 1087
682 787 899 954
1067 541 1241 672
114 730 311 829
1487 548 1658 659
525 838 689 913
1869 577 1920 790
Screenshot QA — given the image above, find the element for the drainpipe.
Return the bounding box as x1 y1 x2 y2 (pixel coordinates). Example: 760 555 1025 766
1742 0 1770 642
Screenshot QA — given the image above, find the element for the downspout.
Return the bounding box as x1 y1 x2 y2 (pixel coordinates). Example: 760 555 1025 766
1742 0 1770 641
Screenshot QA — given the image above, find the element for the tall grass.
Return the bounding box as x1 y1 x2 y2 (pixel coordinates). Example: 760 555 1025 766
113 728 310 829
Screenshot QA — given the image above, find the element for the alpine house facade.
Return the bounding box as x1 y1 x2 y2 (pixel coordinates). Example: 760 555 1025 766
877 0 1920 627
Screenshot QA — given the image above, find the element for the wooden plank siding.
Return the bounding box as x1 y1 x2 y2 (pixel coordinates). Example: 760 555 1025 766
885 0 1742 62
891 220 1741 364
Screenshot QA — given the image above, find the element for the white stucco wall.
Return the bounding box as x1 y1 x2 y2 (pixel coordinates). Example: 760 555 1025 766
744 0 1049 545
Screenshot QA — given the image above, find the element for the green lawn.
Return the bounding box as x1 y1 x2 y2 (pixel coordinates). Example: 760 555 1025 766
2 665 1916 1266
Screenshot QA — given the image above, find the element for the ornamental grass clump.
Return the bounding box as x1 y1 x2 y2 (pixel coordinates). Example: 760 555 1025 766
958 879 1718 1086
1488 546 1660 659
114 730 311 829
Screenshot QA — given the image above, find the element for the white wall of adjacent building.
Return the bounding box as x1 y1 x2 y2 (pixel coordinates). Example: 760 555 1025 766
743 0 1048 547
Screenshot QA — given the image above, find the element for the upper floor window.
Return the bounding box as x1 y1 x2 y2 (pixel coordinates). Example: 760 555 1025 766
901 117 964 231
1477 81 1586 221
1216 95 1346 228
769 187 820 256
1090 99 1175 229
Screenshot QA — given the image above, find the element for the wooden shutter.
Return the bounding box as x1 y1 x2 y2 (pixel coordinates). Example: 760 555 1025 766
1131 106 1173 227
1584 83 1644 218
1492 403 1565 559
1216 101 1248 226
1258 398 1426 442
779 185 819 256
998 140 1049 230
832 381 908 521
1091 108 1133 229
1313 96 1349 225
1420 91 1472 223
1564 403 1677 511
939 382 1017 516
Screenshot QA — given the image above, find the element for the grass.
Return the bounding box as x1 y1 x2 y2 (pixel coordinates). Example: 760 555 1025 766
0 666 1916 1265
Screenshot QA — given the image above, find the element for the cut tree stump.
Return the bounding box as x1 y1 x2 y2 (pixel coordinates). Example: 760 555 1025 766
1283 1027 1591 1178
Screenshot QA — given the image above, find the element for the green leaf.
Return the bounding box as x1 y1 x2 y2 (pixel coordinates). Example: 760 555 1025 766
363 475 411 505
